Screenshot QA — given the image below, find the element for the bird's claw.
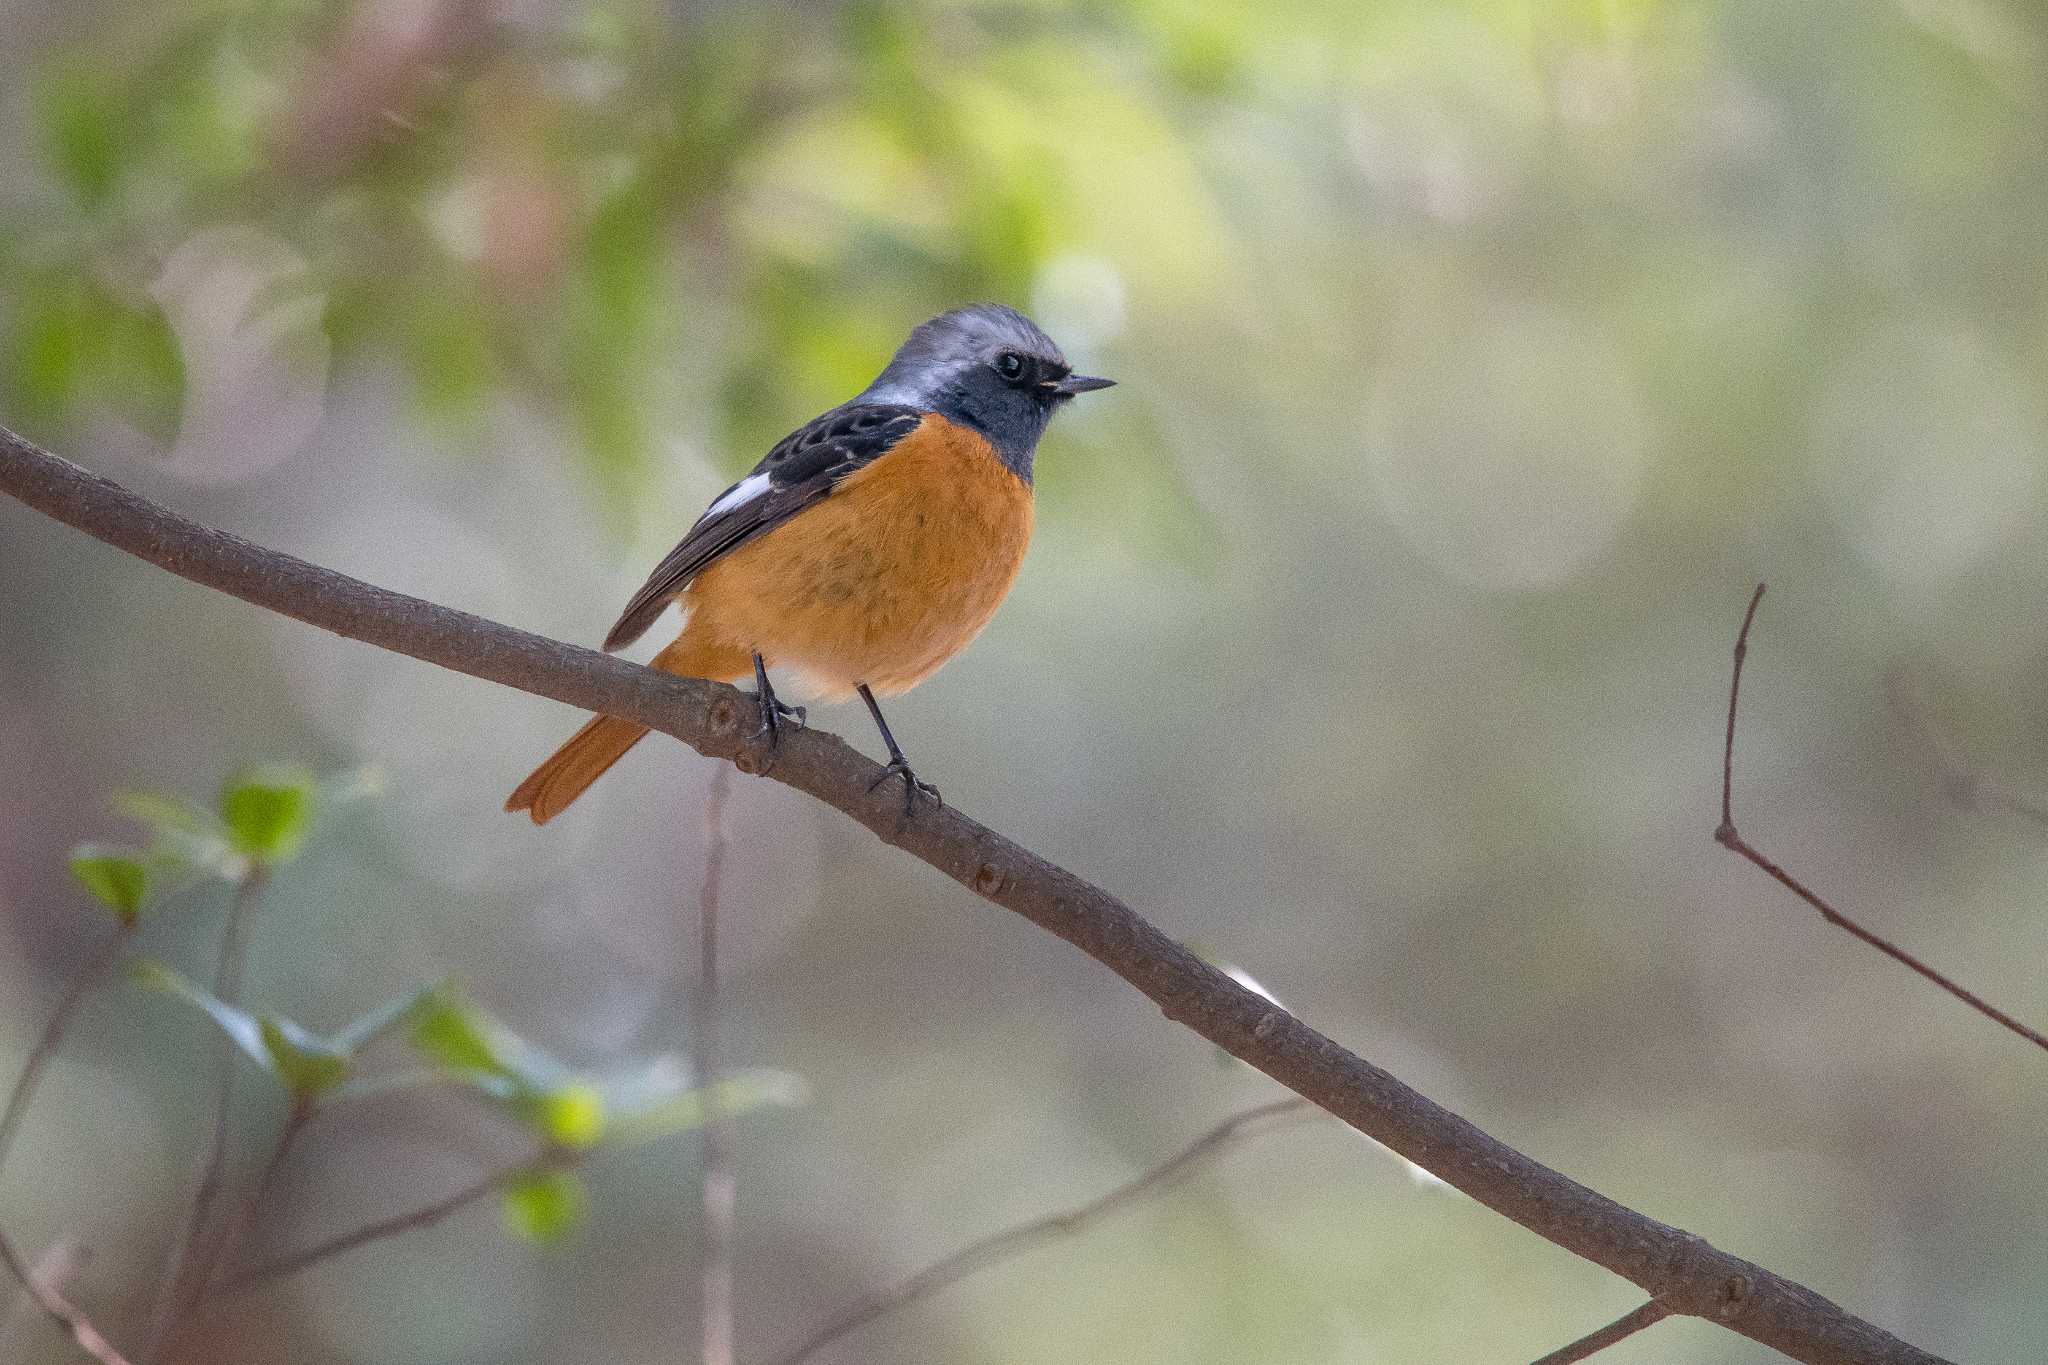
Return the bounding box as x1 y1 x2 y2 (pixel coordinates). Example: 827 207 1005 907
868 758 940 815
750 694 806 748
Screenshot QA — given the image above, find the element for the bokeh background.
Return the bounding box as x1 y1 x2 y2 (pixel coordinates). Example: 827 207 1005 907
4 0 2048 1361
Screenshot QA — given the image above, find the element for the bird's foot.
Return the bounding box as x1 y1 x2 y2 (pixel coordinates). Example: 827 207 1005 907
868 757 941 816
750 693 806 748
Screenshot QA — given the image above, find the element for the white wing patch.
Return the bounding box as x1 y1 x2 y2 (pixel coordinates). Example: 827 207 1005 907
704 471 772 520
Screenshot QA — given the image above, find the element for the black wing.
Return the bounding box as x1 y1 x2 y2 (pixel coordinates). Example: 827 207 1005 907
602 403 925 650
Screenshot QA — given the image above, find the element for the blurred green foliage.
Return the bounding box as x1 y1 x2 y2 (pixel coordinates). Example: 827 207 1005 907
3 0 1232 517
25 763 808 1334
218 766 317 865
10 1 2048 1362
502 1168 587 1243
9 0 2045 558
66 844 150 924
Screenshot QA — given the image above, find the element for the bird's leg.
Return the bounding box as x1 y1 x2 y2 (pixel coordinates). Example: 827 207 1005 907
859 684 940 815
750 653 805 748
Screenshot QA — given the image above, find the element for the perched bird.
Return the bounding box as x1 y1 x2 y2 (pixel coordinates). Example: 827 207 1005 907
507 303 1114 823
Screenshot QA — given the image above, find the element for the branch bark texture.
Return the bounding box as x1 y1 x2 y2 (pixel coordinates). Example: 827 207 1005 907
0 426 1951 1365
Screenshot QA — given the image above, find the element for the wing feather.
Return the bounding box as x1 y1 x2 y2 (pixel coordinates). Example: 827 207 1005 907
601 404 924 650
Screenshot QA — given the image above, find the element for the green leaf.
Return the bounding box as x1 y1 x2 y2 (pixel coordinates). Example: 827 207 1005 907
68 844 149 924
12 278 98 419
133 961 271 1074
410 993 631 1144
218 767 315 865
501 1170 585 1244
99 301 185 446
259 1018 351 1096
405 995 798 1148
5 276 183 438
113 789 216 837
608 1068 809 1147
37 66 122 208
135 964 378 1098
408 992 516 1081
521 1084 605 1149
407 991 568 1095
113 787 243 879
329 984 438 1055
316 765 387 807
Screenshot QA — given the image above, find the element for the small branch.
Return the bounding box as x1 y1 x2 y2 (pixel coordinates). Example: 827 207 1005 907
1714 584 2048 1054
200 1096 315 1295
0 924 139 1365
3 1240 88 1338
1528 1300 1672 1365
1 1264 135 1365
695 766 736 1365
157 1099 316 1359
210 1148 564 1298
1 428 1960 1364
1886 668 2048 830
765 1098 1318 1365
0 924 135 1179
145 867 270 1361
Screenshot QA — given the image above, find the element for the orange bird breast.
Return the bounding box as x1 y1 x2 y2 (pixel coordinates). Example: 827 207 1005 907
673 415 1035 702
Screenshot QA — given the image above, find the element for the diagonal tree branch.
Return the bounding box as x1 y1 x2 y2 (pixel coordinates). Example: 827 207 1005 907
0 426 1953 1365
1714 584 2048 1055
766 1097 1318 1365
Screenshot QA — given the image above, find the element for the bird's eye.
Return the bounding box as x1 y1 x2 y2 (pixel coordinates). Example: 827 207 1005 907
995 351 1026 381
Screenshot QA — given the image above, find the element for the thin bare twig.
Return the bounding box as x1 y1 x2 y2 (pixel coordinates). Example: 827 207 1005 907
696 766 736 1365
2 1240 88 1339
1714 583 2048 1054
1528 1300 1672 1365
146 865 269 1362
1886 668 2048 830
0 924 139 1365
765 1098 1318 1365
2 427 1959 1364
210 1147 564 1298
198 1096 315 1298
1 1262 134 1365
0 924 134 1179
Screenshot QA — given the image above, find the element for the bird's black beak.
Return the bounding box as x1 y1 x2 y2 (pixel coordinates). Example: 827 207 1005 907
1047 373 1116 398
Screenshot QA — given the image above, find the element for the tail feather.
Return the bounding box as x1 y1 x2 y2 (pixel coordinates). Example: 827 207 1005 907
505 714 650 825
505 630 752 824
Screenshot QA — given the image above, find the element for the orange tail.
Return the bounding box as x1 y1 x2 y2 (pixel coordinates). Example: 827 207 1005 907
505 631 751 824
505 713 648 825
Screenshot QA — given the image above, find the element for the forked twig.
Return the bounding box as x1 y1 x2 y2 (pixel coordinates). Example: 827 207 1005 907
1715 583 2048 1054
210 1147 565 1298
146 867 270 1360
193 1097 315 1305
764 1098 1317 1365
0 923 140 1364
1528 1299 1671 1365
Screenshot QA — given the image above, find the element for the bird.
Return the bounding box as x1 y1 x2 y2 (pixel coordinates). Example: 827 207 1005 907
506 303 1114 824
